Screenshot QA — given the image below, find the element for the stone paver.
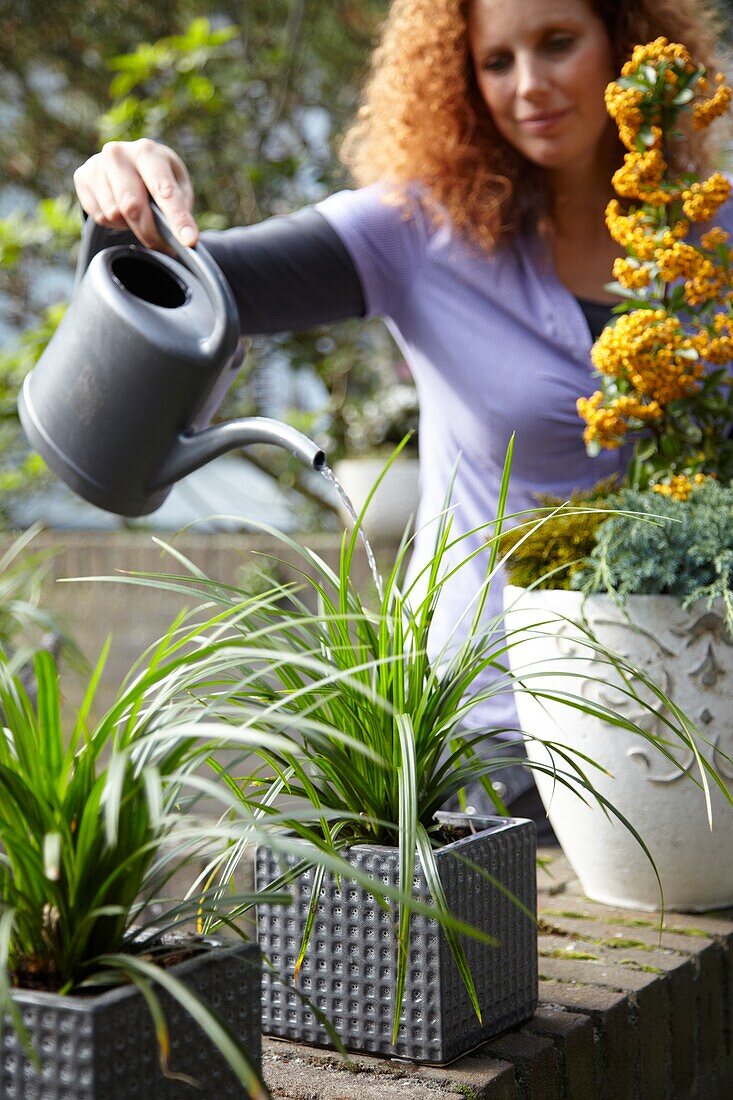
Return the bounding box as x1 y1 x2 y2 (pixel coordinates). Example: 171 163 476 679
262 1039 517 1100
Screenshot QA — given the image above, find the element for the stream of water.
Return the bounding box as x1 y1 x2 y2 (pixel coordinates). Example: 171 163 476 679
320 465 384 603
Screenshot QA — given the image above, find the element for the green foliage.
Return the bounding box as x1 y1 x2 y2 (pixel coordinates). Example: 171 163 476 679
105 443 718 1042
0 620 295 1093
96 19 244 170
335 380 418 456
0 527 76 659
572 479 733 630
502 478 733 635
0 198 80 270
621 366 733 491
0 4 398 525
291 325 418 460
2 2 385 200
1 648 163 988
500 481 619 590
0 303 70 518
501 508 612 591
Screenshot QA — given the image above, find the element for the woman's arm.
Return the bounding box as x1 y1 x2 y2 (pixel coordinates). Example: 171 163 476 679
202 208 365 334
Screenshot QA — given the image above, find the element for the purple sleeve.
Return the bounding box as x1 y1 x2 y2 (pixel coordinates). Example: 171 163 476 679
315 185 426 321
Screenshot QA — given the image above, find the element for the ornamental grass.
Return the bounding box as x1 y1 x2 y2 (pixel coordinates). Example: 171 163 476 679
84 443 733 1042
0 623 302 1098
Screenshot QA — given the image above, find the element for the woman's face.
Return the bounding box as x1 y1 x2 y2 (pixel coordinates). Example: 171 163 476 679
468 0 617 174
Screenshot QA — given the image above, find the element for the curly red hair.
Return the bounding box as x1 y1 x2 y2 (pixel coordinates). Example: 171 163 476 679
340 0 730 250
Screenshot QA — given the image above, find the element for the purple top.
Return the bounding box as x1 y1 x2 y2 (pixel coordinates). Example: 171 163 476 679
316 184 731 737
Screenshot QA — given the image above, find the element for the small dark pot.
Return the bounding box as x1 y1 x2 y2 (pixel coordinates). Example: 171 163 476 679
256 814 537 1064
3 942 261 1099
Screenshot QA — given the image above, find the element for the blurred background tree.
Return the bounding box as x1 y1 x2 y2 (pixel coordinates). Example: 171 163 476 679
0 0 412 527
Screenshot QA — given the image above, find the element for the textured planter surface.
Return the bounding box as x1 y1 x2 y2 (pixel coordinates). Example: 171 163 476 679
504 586 733 911
256 815 537 1064
3 942 261 1099
333 456 420 540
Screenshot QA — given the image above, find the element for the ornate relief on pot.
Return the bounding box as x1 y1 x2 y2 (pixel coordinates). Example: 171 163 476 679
589 603 733 786
551 610 672 738
672 610 733 688
545 600 733 786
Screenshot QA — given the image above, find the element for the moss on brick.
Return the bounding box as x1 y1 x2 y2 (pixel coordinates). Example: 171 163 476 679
541 949 599 961
600 938 654 951
622 962 665 974
542 909 595 921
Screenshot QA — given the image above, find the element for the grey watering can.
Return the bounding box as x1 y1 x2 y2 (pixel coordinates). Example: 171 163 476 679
18 204 325 517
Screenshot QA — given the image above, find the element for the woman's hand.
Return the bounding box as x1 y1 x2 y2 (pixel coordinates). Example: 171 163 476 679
73 139 199 250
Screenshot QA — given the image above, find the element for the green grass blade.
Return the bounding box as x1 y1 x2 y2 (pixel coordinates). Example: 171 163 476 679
294 862 326 982
393 713 418 1045
415 824 483 1024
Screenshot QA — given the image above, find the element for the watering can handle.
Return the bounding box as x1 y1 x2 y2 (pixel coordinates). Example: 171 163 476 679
75 202 240 358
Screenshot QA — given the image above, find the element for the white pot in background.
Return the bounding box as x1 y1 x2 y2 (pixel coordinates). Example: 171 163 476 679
503 586 733 911
333 455 420 540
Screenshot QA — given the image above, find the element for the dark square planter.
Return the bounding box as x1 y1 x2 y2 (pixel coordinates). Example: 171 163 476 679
256 814 537 1063
3 941 261 1099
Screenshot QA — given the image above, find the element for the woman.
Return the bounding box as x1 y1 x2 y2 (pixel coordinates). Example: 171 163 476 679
72 0 730 834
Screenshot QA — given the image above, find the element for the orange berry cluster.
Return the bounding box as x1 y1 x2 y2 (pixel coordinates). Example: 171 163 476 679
621 37 695 75
692 76 732 130
612 257 651 290
604 84 645 151
605 200 688 260
651 472 710 499
588 310 703 404
612 149 669 205
693 312 733 363
577 391 663 450
681 174 732 223
578 38 733 473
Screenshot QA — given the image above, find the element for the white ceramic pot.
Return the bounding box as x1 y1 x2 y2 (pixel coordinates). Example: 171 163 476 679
333 455 420 540
503 586 733 911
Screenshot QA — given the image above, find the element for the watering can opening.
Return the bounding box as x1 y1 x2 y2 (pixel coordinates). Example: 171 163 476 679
110 252 189 309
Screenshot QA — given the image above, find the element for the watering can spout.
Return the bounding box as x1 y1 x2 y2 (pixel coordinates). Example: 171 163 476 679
153 417 326 491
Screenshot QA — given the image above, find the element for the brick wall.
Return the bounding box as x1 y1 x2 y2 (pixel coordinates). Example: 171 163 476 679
8 529 387 715
260 852 733 1100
